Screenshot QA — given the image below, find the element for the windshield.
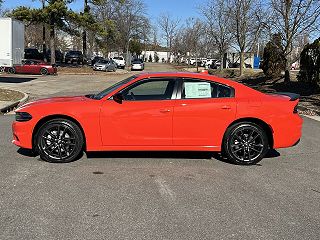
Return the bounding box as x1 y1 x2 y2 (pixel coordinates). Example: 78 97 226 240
92 75 138 100
97 60 109 64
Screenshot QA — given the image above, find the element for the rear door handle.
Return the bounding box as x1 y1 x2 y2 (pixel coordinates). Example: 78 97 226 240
221 105 231 110
160 109 171 113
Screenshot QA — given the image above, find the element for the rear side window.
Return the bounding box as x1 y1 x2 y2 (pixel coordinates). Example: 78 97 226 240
181 79 234 99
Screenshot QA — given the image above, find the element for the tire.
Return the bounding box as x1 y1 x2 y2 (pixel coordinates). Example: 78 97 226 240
222 122 269 165
35 119 84 163
40 68 48 75
8 67 15 74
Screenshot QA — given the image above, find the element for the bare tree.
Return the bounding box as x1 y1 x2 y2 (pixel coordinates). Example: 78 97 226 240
158 13 180 62
200 0 232 69
0 0 4 16
227 0 264 76
268 0 320 82
183 18 204 71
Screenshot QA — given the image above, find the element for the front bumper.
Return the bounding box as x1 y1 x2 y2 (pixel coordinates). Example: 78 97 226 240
12 121 33 149
93 66 106 71
116 63 125 68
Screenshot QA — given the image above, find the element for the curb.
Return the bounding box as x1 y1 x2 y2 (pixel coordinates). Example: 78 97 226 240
0 91 29 114
298 105 320 116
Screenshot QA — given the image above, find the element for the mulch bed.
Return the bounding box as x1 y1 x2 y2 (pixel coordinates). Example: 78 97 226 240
0 88 25 102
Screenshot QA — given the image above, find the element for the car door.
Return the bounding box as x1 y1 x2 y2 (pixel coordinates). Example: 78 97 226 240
173 78 237 147
23 60 36 74
100 78 177 146
31 61 42 74
15 60 30 73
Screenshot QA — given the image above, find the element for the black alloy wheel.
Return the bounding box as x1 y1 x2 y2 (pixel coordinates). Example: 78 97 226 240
40 68 48 75
223 122 269 165
36 119 84 163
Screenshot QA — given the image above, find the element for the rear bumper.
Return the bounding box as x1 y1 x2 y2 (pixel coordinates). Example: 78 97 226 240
131 65 143 70
272 114 303 149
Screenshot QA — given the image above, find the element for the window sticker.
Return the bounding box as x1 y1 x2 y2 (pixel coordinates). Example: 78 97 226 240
184 82 211 98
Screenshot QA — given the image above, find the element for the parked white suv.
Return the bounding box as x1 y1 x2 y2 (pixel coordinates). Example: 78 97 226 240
112 56 126 69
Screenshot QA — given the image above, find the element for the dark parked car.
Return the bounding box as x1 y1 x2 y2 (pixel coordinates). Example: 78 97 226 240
24 48 43 60
229 62 252 68
46 50 64 63
65 51 84 64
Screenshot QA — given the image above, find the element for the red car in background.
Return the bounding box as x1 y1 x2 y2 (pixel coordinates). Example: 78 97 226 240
12 72 302 165
7 59 57 75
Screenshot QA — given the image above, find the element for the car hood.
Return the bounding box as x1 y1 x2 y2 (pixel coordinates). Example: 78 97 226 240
17 96 87 110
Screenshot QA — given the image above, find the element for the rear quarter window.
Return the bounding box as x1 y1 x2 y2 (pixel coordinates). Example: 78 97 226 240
182 79 234 99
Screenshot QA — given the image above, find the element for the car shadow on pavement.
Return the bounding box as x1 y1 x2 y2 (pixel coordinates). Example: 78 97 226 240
17 148 37 157
16 148 280 165
0 76 37 83
87 149 281 162
86 151 213 160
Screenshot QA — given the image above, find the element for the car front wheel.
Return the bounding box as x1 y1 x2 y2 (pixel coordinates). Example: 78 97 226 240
222 122 269 165
36 119 84 163
40 68 48 75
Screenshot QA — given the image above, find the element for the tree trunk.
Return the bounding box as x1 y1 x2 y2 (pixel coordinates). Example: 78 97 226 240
42 24 47 62
82 30 87 60
82 0 88 62
284 58 291 82
239 51 244 76
49 19 55 65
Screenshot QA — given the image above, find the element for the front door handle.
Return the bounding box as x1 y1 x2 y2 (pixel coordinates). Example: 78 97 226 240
160 109 171 113
221 105 231 110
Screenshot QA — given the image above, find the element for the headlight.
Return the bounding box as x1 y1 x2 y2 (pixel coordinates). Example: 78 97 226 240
15 112 32 122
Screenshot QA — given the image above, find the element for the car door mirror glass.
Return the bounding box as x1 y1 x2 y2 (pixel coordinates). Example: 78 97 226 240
113 93 124 104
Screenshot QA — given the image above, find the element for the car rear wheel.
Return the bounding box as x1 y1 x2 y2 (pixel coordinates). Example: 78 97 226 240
222 122 269 165
40 68 48 75
8 67 15 74
36 119 84 163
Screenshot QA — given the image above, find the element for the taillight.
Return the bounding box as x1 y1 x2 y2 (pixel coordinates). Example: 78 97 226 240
293 104 298 113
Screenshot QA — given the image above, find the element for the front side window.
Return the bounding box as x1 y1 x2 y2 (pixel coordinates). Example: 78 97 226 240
93 75 138 100
121 79 176 101
181 79 234 99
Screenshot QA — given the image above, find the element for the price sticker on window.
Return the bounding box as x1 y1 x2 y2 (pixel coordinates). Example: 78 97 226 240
184 82 211 98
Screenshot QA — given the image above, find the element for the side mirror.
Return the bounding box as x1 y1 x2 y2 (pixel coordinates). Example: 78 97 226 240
113 93 124 104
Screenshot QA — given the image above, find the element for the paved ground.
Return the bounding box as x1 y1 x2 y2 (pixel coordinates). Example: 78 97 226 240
0 63 177 101
1 115 320 239
1 63 320 239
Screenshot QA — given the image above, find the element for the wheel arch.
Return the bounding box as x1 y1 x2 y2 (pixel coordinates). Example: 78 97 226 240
32 114 87 151
225 117 274 148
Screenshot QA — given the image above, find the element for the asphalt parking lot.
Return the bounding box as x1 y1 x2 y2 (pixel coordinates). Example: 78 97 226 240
0 63 320 239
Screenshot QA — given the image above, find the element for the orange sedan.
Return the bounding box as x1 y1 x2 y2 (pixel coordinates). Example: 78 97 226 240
12 72 302 165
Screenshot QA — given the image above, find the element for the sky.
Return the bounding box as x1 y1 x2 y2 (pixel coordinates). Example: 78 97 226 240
2 0 203 23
